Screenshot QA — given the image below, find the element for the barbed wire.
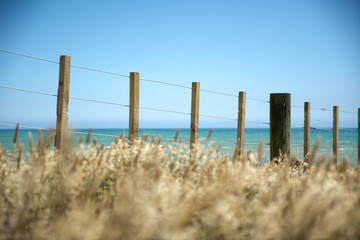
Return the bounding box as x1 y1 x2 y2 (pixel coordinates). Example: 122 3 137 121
1 49 358 114
199 114 236 121
316 144 358 149
0 85 57 97
70 96 129 107
140 77 191 89
0 49 270 104
71 64 129 78
339 110 358 114
0 85 130 108
292 104 357 114
0 123 51 131
70 130 125 139
339 128 358 131
199 88 269 103
310 127 333 130
0 85 271 125
311 107 357 114
310 126 358 131
140 106 190 116
0 49 59 64
0 123 124 139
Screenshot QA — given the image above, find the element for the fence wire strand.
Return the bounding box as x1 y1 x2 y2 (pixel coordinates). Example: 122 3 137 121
140 77 191 89
0 85 57 97
70 96 129 108
0 85 130 108
71 64 129 78
1 48 357 117
1 49 270 103
0 123 125 139
0 123 51 131
0 85 269 125
0 49 59 64
140 106 190 116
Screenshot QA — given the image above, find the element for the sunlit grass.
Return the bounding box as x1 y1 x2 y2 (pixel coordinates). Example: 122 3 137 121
0 131 359 240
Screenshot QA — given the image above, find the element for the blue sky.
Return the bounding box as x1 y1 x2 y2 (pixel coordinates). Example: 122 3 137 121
0 0 359 129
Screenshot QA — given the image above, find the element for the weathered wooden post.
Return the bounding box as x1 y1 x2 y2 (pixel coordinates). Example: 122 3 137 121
236 91 246 157
190 82 200 149
333 106 339 164
55 55 71 151
304 102 310 157
270 93 291 160
129 72 139 144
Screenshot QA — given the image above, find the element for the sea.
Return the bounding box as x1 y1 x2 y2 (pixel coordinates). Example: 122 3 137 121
0 128 358 167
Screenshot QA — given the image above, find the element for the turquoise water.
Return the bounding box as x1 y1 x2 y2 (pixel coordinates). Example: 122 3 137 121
0 128 358 167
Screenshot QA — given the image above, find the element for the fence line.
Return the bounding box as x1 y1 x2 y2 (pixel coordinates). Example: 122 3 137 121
292 104 357 114
2 49 357 113
0 50 359 164
0 122 358 152
0 49 59 64
0 85 57 97
0 49 271 104
0 84 270 125
7 122 351 147
71 64 129 78
0 123 125 139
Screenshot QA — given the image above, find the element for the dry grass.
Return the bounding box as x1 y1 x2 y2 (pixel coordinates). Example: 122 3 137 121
0 132 360 240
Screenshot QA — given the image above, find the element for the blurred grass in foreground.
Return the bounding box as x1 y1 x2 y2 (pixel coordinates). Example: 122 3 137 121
0 131 360 240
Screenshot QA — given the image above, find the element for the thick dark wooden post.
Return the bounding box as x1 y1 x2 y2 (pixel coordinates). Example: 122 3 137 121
270 93 291 160
129 72 139 143
333 106 339 164
236 91 246 157
55 55 71 151
304 102 310 157
190 82 200 149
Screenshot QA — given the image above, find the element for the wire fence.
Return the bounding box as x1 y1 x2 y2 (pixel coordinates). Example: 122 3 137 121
0 84 272 125
2 123 358 151
0 49 358 156
2 49 357 114
0 123 125 139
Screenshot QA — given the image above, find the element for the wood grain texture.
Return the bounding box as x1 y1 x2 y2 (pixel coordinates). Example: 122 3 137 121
190 82 200 149
55 55 71 151
129 72 139 143
304 102 310 157
333 106 339 165
236 91 246 157
270 93 291 160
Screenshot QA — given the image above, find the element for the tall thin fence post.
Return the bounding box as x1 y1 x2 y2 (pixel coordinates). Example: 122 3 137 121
129 72 139 144
333 106 339 164
304 102 310 157
55 55 71 151
236 91 246 157
270 93 291 160
190 82 200 149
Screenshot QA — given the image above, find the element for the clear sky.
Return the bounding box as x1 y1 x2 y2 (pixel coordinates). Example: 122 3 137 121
0 0 359 129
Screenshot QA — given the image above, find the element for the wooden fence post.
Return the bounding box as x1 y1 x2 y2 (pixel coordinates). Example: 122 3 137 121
358 108 360 165
55 55 71 151
129 72 139 144
270 93 291 160
333 106 339 164
190 82 200 149
236 91 246 157
304 102 310 157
